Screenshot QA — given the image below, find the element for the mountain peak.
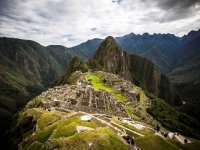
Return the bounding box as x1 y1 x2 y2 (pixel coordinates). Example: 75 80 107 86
104 36 115 41
94 36 122 58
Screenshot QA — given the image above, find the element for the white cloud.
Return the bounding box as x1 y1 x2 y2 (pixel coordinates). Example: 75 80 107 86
0 0 199 46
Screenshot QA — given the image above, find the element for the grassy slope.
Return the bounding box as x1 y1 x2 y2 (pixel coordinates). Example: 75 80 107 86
51 127 128 150
147 97 200 138
135 135 179 150
17 108 129 150
16 107 200 150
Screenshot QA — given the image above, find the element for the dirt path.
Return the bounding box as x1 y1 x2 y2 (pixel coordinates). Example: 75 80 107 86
110 120 144 137
174 135 191 144
79 111 144 137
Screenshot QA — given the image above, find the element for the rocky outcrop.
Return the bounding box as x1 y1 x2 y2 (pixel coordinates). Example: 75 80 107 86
89 36 180 105
56 56 87 85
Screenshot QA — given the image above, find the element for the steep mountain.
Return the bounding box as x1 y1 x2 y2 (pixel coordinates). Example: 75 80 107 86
0 37 73 138
89 36 180 105
169 36 200 121
56 56 88 85
180 29 200 45
169 36 200 84
115 33 181 73
46 45 74 68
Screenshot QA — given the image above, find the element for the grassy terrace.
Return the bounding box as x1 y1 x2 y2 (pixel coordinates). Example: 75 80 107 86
124 106 140 121
21 108 129 150
85 74 127 103
50 127 129 150
135 135 179 150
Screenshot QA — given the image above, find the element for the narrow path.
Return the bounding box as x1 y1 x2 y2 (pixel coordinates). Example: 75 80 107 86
79 111 144 137
110 120 144 137
174 135 191 144
79 111 124 135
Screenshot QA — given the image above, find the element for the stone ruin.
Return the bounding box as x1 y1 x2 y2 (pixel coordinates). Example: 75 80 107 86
35 71 148 117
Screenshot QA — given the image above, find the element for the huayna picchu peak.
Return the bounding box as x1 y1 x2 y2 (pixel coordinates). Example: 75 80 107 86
89 36 180 105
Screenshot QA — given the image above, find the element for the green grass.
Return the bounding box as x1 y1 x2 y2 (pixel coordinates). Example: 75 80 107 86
26 141 43 150
52 122 78 138
182 142 200 150
86 74 127 102
37 111 60 129
51 115 99 139
25 108 45 119
114 93 127 103
124 106 140 120
50 127 129 150
21 109 129 149
135 135 179 150
56 115 97 128
32 124 57 143
147 97 200 138
166 139 183 149
167 139 200 150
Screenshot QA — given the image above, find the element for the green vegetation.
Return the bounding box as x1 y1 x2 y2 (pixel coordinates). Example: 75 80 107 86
37 111 59 129
50 127 129 150
182 142 200 150
66 71 81 84
135 135 179 150
52 122 78 138
32 124 57 143
25 141 44 150
167 139 200 150
124 106 140 120
147 97 200 138
18 108 130 150
86 74 127 102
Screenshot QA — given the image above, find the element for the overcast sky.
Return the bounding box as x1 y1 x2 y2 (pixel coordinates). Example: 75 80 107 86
0 0 199 47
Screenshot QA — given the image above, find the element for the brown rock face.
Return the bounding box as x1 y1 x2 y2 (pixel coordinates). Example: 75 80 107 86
89 36 180 105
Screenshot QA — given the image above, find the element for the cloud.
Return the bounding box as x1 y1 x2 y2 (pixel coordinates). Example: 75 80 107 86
154 0 200 22
0 0 199 46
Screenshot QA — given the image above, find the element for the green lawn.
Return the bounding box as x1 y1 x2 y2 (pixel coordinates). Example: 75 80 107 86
86 74 127 102
135 135 179 150
24 108 130 150
50 127 129 150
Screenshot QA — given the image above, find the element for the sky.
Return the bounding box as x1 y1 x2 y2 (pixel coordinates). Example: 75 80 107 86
0 0 200 47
